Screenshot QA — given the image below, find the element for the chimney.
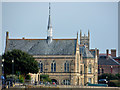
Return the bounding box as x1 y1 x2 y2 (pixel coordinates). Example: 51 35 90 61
106 49 109 58
111 49 116 57
22 37 25 39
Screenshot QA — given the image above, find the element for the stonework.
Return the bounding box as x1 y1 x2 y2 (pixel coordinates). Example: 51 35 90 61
4 3 98 86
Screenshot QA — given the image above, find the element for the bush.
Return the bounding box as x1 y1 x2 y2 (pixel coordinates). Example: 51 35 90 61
19 75 24 83
40 74 52 83
6 74 17 80
108 80 120 87
25 74 31 80
115 74 120 80
98 73 118 80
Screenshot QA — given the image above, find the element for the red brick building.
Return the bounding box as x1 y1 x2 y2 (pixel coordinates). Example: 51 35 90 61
98 49 120 75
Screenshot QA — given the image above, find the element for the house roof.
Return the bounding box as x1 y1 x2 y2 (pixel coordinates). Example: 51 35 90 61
79 45 94 58
6 39 77 55
98 55 120 65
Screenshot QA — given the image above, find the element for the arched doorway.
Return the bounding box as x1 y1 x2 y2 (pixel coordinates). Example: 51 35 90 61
51 79 58 84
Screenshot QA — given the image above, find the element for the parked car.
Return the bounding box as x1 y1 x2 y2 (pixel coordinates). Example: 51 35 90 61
99 79 108 84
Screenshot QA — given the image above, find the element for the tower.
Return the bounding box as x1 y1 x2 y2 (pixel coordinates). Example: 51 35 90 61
47 3 52 43
80 30 90 49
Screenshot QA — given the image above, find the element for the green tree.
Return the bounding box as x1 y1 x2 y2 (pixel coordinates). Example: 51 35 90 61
40 74 52 83
98 73 118 80
2 49 39 75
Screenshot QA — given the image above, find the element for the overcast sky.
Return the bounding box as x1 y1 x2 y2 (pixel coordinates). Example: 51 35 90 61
1 2 118 55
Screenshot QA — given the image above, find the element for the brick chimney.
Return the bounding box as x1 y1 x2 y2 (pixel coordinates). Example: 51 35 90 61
111 49 116 57
106 49 109 58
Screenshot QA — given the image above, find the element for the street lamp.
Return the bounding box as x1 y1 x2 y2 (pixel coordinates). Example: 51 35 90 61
2 59 4 76
2 59 4 88
12 60 14 77
110 66 113 73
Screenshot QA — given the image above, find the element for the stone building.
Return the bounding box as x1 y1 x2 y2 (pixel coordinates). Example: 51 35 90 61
4 3 98 85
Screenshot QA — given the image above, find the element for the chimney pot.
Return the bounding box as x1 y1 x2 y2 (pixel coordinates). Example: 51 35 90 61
106 49 109 58
111 49 116 57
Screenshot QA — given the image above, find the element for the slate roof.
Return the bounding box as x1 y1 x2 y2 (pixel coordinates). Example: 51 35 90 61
79 45 94 58
6 39 77 55
98 55 120 65
89 50 96 58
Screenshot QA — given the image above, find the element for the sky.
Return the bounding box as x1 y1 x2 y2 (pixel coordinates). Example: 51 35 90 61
1 2 118 55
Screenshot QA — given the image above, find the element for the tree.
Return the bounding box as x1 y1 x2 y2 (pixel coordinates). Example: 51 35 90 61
2 49 39 75
98 73 118 80
40 74 52 83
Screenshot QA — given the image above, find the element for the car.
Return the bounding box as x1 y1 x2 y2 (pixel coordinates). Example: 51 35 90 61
99 79 108 84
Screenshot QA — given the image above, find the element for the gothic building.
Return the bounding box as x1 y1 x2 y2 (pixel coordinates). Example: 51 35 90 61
5 3 98 85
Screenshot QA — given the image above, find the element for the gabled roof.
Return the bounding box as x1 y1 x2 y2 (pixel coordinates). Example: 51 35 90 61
98 55 120 65
6 39 77 55
79 45 94 58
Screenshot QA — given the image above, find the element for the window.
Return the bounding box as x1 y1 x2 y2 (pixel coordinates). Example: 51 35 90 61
80 65 82 74
77 53 79 71
102 68 104 74
39 61 43 73
88 78 91 83
98 68 100 74
88 64 92 73
64 61 69 72
63 80 70 85
51 61 56 72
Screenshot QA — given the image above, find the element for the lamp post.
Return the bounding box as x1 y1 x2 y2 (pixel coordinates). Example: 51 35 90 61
110 66 113 73
2 59 4 87
2 59 4 75
106 76 108 84
12 60 14 78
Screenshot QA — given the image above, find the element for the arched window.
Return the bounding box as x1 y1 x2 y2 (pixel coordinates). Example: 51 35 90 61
64 61 69 72
102 68 104 73
98 68 100 74
39 61 43 73
63 80 70 85
51 61 56 72
88 64 92 73
80 65 82 74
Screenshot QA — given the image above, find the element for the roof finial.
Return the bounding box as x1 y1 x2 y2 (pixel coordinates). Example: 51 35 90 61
88 29 90 38
77 31 79 45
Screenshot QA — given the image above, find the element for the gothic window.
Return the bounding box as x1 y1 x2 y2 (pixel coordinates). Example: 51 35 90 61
98 68 100 74
64 61 69 72
77 53 79 71
63 80 70 85
88 64 92 73
102 68 104 74
88 78 91 83
51 61 56 72
80 65 82 74
39 61 43 73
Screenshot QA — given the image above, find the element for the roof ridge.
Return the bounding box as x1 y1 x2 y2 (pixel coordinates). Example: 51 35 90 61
109 56 120 65
8 38 77 40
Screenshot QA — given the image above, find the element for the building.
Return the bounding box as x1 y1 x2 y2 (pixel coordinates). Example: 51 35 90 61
4 3 98 85
113 57 120 63
98 49 120 75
